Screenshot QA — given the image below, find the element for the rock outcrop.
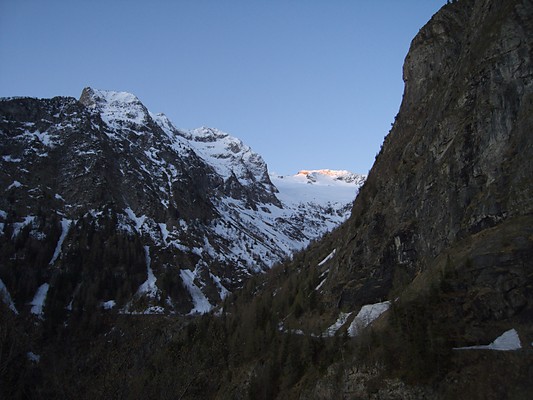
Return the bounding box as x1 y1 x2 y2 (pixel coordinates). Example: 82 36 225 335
318 0 533 325
286 0 533 396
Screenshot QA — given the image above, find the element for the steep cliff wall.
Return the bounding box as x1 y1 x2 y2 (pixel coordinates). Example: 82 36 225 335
321 0 532 324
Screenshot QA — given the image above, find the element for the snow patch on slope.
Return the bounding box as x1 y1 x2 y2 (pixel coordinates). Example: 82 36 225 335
125 207 146 232
30 283 50 318
0 278 18 314
11 216 36 239
137 246 159 298
180 268 213 315
324 312 353 337
348 300 391 337
49 219 72 265
7 181 23 190
454 329 522 351
319 249 336 266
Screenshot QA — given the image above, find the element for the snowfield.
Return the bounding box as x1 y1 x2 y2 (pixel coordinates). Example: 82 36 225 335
272 169 364 208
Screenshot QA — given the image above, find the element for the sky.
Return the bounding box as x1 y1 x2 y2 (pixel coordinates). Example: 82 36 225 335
0 0 445 175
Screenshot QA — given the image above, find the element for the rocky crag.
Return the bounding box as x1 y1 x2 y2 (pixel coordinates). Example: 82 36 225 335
295 0 533 396
319 0 532 326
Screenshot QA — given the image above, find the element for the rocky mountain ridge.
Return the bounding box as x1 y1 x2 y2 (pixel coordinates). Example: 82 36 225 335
0 88 365 316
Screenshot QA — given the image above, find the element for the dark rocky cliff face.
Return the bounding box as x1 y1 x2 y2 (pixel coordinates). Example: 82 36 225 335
289 0 533 396
320 0 533 321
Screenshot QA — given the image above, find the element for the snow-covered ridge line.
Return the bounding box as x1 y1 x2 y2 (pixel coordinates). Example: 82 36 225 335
1 96 38 101
297 169 356 178
186 126 273 189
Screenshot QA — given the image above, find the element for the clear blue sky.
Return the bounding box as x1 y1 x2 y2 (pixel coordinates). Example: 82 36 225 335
0 0 445 175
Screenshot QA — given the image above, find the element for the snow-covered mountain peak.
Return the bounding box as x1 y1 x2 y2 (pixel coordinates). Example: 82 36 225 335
187 126 271 189
271 170 364 207
79 87 150 129
294 169 367 186
189 126 228 142
150 112 189 142
150 112 173 133
79 87 144 110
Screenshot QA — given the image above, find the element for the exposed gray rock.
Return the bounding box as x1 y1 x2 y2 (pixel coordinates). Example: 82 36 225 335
321 0 533 326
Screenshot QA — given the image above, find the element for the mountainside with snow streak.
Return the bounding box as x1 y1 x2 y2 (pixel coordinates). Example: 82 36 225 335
0 88 365 316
